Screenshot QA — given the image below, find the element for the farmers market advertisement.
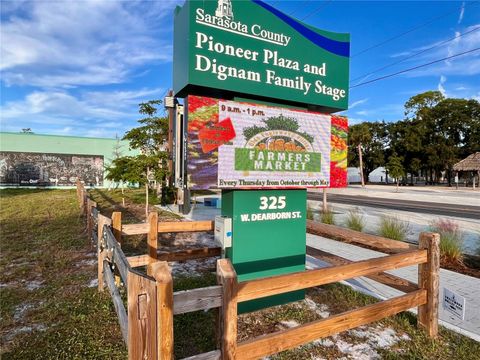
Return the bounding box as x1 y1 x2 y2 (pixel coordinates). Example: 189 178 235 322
187 95 348 189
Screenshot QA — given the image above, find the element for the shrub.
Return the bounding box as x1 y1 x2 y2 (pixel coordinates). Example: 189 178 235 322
345 209 365 232
321 208 335 225
430 219 463 264
378 216 409 241
307 205 314 220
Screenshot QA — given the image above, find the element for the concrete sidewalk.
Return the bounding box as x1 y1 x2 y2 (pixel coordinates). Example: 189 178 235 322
306 233 480 342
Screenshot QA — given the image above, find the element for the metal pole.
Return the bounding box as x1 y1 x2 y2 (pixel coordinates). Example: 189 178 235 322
167 89 174 187
358 144 365 188
322 188 327 212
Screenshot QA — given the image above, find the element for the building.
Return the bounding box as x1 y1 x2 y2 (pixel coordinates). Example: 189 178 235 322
453 152 480 189
347 167 361 184
215 0 233 19
368 167 394 183
0 132 137 188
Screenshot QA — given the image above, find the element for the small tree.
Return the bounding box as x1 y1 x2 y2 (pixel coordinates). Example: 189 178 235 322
386 153 405 192
108 134 126 196
106 100 169 219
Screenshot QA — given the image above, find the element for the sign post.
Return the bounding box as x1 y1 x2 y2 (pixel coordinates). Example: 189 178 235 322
173 0 350 311
222 189 306 312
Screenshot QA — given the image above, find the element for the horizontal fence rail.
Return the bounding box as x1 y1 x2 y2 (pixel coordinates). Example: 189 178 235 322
122 220 214 236
236 290 427 360
181 350 221 360
306 219 414 254
306 246 419 293
237 249 427 302
173 285 223 315
104 225 131 287
104 260 128 344
127 247 222 268
92 207 99 219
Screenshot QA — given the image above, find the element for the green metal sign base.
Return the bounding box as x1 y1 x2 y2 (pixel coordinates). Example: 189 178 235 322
221 189 306 313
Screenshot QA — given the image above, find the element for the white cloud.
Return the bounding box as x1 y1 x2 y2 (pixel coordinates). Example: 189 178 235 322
349 98 368 109
384 23 480 81
82 88 166 108
343 103 404 123
0 87 165 136
406 24 480 77
356 110 369 116
438 75 447 96
0 0 178 87
345 117 368 125
458 2 465 24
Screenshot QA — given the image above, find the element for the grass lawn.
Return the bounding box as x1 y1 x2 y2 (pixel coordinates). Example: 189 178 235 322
1 189 479 359
0 189 126 359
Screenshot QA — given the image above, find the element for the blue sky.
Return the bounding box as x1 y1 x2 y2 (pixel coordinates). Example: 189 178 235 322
1 0 479 138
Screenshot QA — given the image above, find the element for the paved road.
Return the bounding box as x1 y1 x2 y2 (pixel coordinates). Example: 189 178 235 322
307 193 480 219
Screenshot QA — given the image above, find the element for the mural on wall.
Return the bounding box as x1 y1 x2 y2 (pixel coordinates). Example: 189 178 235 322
0 152 104 186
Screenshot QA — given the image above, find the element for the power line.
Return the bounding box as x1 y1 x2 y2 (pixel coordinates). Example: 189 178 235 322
350 26 480 84
350 47 480 89
351 1 479 58
300 0 333 21
289 0 312 18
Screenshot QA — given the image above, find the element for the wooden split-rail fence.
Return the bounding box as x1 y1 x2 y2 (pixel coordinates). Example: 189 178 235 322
76 181 440 360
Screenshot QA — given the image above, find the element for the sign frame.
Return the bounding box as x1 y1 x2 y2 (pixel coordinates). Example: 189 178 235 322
173 0 350 112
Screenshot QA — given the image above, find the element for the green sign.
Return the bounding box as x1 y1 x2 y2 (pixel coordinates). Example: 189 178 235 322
235 148 321 172
222 189 306 312
174 0 350 111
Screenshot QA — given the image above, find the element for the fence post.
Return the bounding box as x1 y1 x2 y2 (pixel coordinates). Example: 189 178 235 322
111 211 122 286
217 258 238 360
149 261 174 360
87 198 92 235
83 191 88 217
76 179 81 203
148 212 159 264
112 211 122 244
97 215 108 292
417 232 440 338
79 183 85 210
128 270 158 360
90 201 97 245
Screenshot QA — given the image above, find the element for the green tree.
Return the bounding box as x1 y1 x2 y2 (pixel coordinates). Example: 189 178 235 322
404 90 444 120
388 119 426 185
401 91 480 185
106 100 169 218
410 95 480 185
348 122 387 185
386 153 404 192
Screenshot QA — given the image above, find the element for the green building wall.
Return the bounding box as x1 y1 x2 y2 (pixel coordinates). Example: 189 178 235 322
0 132 138 188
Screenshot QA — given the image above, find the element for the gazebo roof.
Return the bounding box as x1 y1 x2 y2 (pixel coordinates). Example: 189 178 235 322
453 152 480 171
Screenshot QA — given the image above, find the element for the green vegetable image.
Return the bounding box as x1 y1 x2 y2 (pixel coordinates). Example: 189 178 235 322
243 115 314 145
